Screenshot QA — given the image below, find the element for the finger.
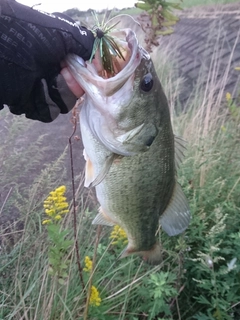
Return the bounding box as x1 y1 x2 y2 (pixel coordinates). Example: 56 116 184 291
92 49 104 74
61 67 85 98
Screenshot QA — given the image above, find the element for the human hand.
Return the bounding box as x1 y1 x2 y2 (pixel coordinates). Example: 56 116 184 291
61 50 104 97
61 38 131 94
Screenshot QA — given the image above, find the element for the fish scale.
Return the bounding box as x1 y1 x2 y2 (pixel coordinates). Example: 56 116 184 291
97 134 175 252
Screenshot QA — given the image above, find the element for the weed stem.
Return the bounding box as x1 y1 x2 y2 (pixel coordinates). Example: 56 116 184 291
69 103 85 290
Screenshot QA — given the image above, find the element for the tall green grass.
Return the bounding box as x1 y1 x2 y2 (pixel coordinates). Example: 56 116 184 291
1 16 240 320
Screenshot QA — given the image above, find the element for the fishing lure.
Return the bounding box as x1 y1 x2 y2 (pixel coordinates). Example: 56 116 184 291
89 11 126 76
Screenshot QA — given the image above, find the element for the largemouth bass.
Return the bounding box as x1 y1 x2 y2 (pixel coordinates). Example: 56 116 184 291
66 28 190 264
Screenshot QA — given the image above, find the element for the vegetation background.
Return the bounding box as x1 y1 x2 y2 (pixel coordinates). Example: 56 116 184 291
0 0 240 319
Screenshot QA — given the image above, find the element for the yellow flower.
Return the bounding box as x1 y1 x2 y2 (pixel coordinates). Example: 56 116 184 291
83 256 93 272
42 219 52 225
54 215 62 221
59 209 69 215
42 185 69 225
56 185 66 193
221 125 226 132
55 203 69 210
235 67 240 71
109 225 128 245
89 285 101 307
45 208 55 216
226 92 232 102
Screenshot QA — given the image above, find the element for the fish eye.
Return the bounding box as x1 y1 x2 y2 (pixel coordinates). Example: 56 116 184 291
140 73 153 92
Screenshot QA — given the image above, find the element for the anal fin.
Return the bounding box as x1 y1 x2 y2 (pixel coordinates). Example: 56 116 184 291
160 182 190 236
92 207 115 226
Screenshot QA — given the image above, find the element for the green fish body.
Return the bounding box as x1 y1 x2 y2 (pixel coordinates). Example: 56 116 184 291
66 29 190 264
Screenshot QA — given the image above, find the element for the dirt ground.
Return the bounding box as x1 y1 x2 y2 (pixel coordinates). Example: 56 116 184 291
160 2 240 106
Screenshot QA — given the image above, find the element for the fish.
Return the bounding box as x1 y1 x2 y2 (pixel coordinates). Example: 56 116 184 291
66 28 190 264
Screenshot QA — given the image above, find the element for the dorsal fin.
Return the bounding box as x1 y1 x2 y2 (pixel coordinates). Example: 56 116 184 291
174 135 187 171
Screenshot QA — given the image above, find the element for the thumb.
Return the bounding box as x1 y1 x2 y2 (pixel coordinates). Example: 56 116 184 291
61 67 85 98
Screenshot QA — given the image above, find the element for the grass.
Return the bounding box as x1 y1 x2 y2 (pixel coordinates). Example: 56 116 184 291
177 0 240 8
118 0 240 15
1 7 240 320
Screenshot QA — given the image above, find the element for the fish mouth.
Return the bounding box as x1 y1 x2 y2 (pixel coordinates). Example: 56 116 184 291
66 28 150 97
65 29 153 157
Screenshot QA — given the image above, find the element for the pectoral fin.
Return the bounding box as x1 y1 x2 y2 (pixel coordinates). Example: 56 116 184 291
116 122 158 153
116 123 145 144
160 182 190 236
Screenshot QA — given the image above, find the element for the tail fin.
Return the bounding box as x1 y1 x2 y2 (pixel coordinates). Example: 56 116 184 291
119 243 162 265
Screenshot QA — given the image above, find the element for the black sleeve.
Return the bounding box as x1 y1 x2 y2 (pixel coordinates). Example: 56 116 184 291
0 0 95 121
0 0 94 69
